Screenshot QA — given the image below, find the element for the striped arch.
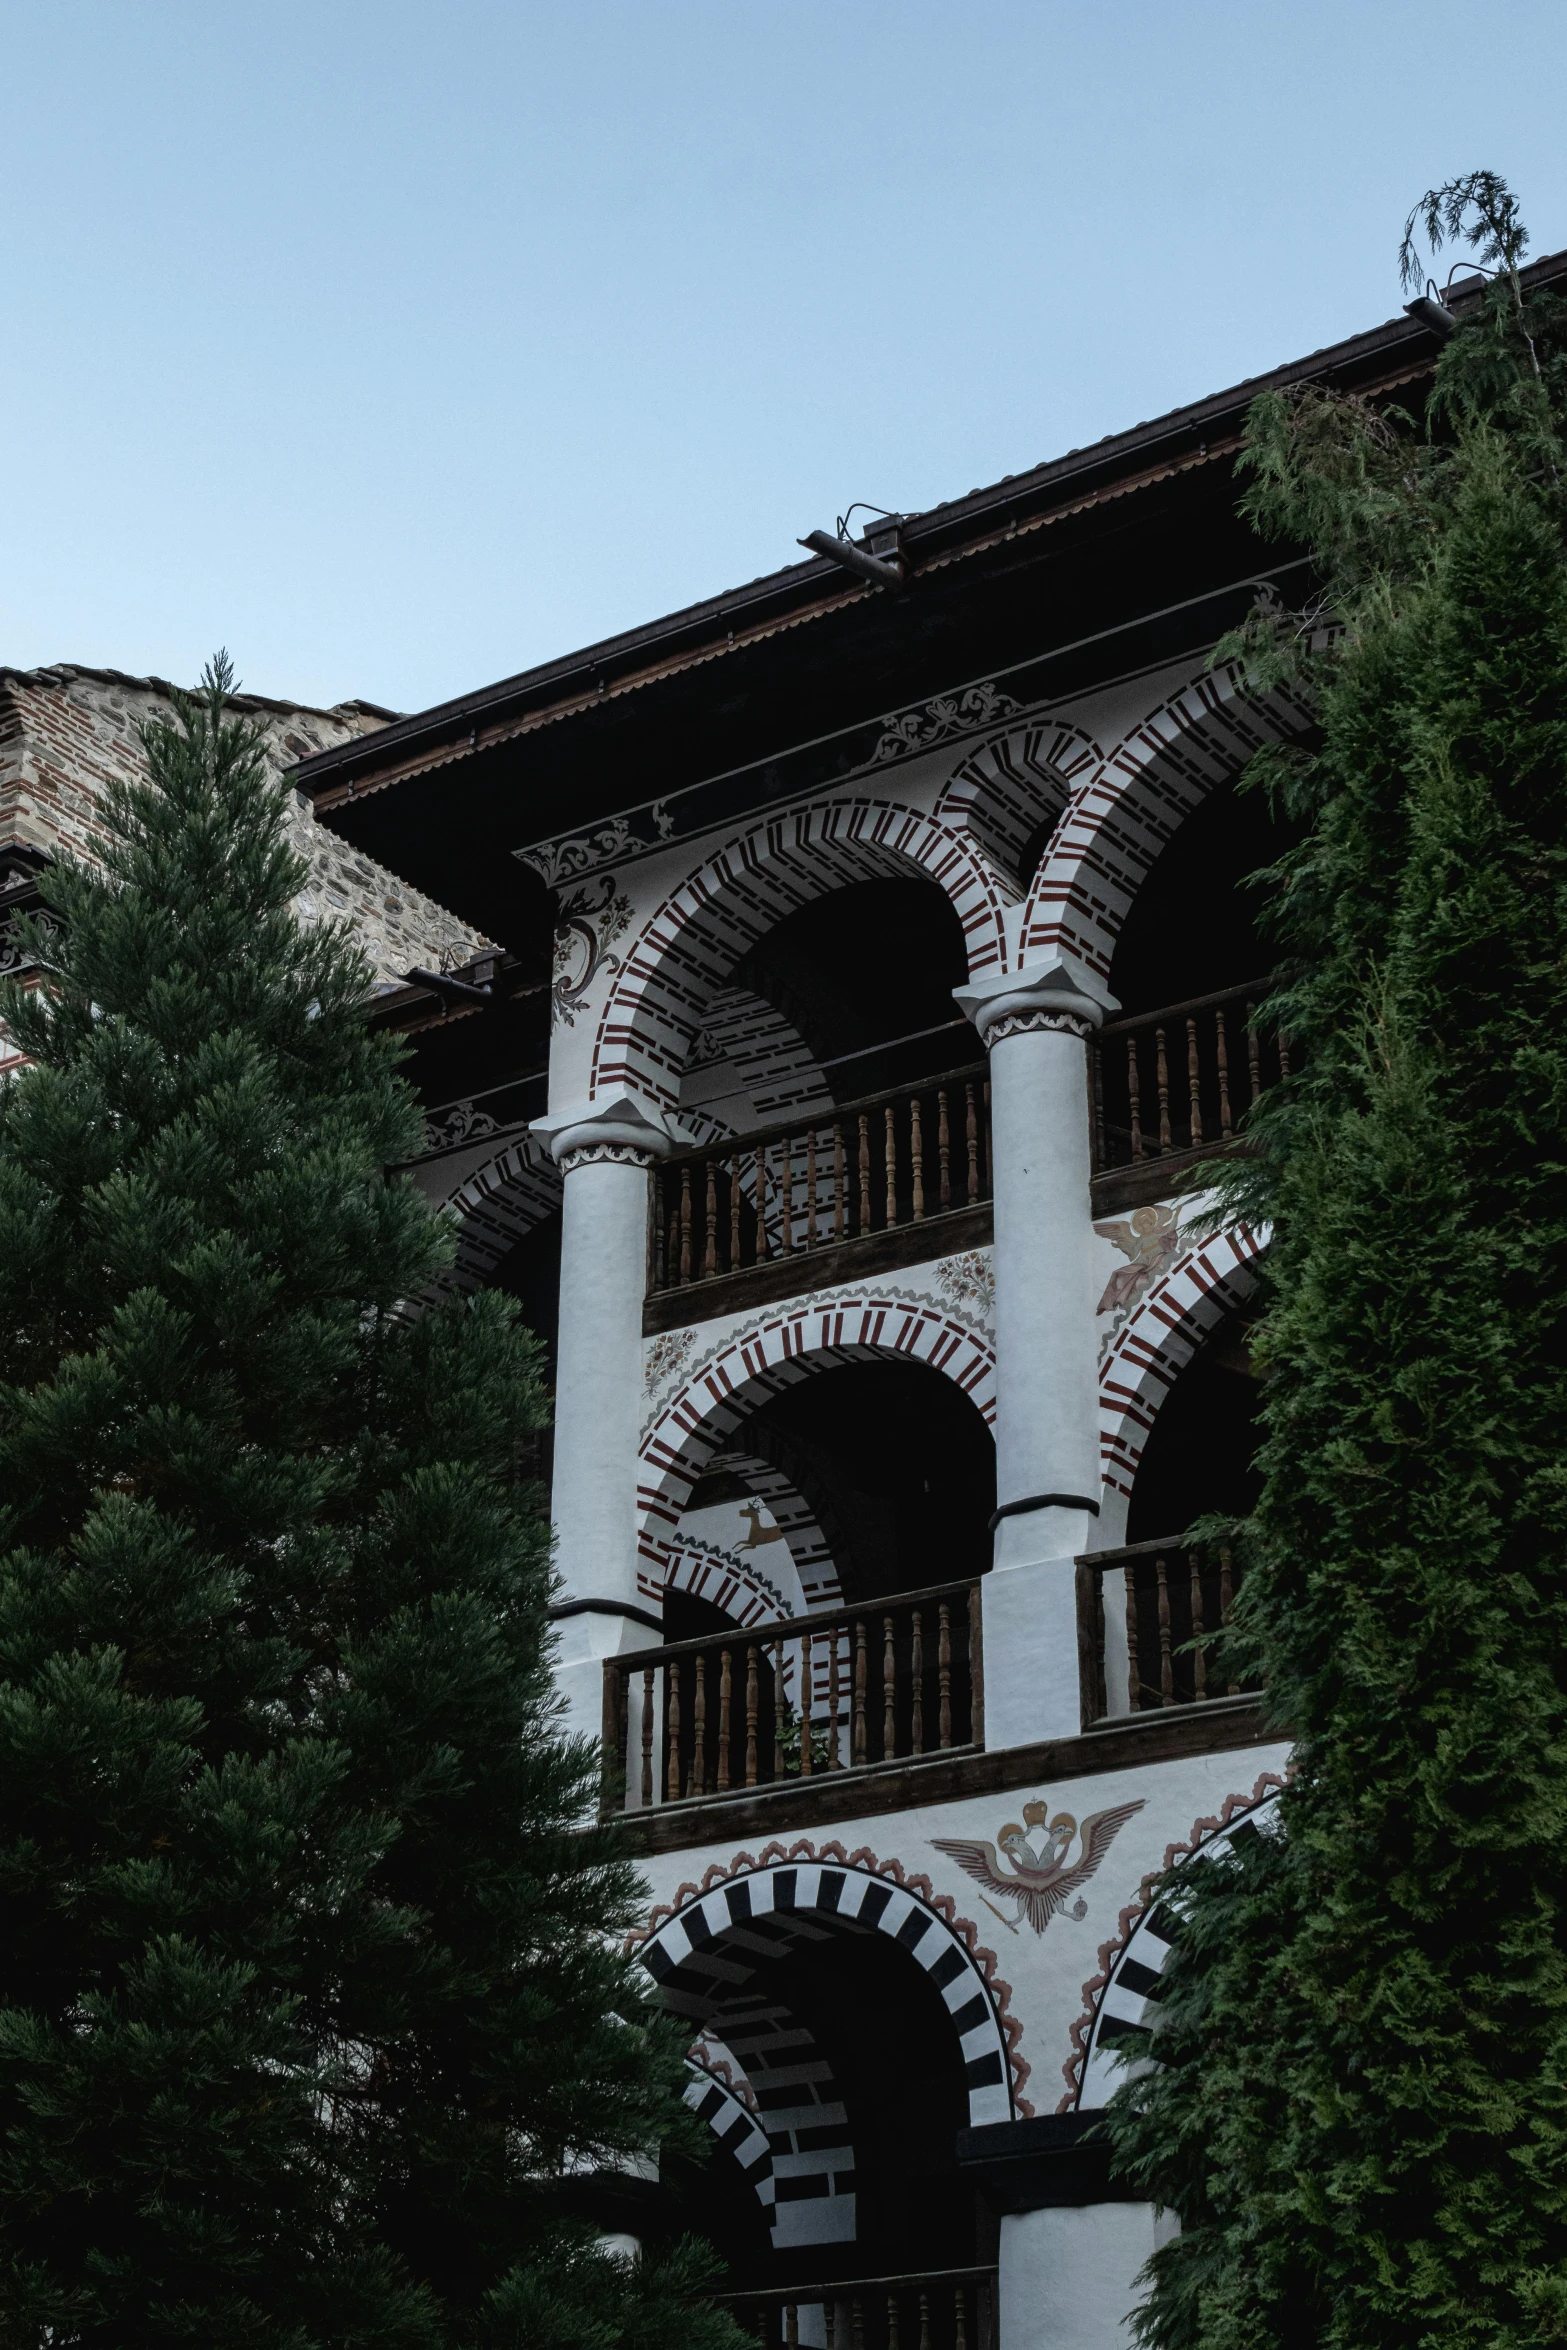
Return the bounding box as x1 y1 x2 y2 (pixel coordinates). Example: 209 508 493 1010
1021 664 1315 981
1098 1224 1268 1520
683 2059 776 2229
636 1850 1025 2239
590 798 1011 1111
934 719 1101 896
419 1133 562 1295
637 1294 996 1607
681 985 833 1128
1065 1777 1286 2110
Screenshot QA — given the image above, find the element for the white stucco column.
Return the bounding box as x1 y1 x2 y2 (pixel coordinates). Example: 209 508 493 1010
529 1090 688 1746
954 957 1115 1748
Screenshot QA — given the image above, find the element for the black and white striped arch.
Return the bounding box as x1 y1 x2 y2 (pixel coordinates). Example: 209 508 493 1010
1075 1789 1284 2109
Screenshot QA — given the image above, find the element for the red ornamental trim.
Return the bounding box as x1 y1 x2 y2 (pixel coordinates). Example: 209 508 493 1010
631 1838 1034 2118
1057 1769 1290 2111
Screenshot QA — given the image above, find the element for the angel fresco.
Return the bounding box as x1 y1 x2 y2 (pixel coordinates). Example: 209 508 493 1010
1094 1203 1185 1324
932 1797 1145 1937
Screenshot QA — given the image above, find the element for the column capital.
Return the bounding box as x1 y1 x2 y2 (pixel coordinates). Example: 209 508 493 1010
529 1089 692 1171
953 956 1119 1048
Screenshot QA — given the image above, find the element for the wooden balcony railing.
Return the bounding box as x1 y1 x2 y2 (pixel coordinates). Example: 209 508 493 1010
722 2264 997 2350
1091 979 1288 1175
601 1578 983 1813
648 1065 992 1296
1076 1536 1256 1730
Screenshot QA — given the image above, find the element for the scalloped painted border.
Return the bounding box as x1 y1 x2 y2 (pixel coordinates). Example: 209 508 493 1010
1057 1768 1290 2111
630 1836 1034 2118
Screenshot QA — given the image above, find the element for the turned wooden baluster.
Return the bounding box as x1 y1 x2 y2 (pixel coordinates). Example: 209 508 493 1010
965 1081 980 1202
717 1647 733 1790
1278 1028 1292 1079
883 1613 897 1760
774 1639 786 1777
1186 1016 1203 1148
679 1164 693 1283
653 1170 667 1289
1220 1543 1238 1694
954 2288 968 2350
703 1160 719 1278
805 1127 818 1251
851 2299 865 2350
730 1155 742 1271
745 1645 760 1785
938 1602 952 1748
691 1652 707 1793
1125 1562 1142 1713
1127 1033 1144 1161
665 1661 681 1801
1156 1553 1174 1705
784 2304 798 2350
910 1095 925 1220
910 1609 924 1754
1189 1553 1207 1701
853 1619 868 1766
1155 1027 1172 1152
937 1088 951 1208
858 1113 872 1233
780 1137 793 1254
828 1632 841 1768
917 2289 932 2350
833 1122 846 1239
1216 1007 1233 1138
799 1627 813 1775
754 1153 770 1260
640 1666 655 1807
887 2294 900 2350
884 1104 897 1227
1247 1003 1262 1104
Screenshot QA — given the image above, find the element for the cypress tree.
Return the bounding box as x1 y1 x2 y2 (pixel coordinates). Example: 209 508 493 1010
1104 178 1567 2350
0 664 739 2349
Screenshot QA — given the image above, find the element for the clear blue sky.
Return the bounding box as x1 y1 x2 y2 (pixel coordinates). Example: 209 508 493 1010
5 1 1566 717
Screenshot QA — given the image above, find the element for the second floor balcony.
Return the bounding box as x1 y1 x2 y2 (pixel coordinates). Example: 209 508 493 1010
645 978 1288 1328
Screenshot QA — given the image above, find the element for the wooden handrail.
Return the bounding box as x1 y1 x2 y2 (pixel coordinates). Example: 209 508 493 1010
659 1059 988 1172
617 1573 980 1672
1097 976 1276 1038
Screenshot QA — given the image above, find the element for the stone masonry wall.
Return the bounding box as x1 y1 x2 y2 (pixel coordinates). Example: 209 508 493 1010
0 663 489 987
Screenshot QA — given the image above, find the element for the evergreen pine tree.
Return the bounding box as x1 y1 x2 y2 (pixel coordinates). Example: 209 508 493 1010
0 663 740 2350
1103 177 1567 2350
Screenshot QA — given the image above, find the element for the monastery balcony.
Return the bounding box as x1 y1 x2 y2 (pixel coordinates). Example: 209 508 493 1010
602 1576 984 1819
1076 1535 1259 1730
1088 975 1288 1212
642 979 1288 1333
645 1063 994 1333
602 1540 1266 1838
721 2263 998 2350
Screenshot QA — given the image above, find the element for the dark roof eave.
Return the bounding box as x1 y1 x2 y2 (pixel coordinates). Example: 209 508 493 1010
293 252 1567 803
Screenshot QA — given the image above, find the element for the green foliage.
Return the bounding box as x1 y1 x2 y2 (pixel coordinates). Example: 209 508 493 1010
0 662 738 2348
1103 198 1567 2347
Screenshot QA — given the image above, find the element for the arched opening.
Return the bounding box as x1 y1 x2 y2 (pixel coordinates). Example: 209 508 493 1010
1107 772 1304 1018
731 876 971 1101
639 1862 1012 2294
738 1359 995 1605
1126 1302 1262 1544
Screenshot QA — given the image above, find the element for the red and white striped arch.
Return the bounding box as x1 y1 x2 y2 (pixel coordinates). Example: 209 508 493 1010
1021 664 1315 983
1098 1223 1268 1513
591 797 1012 1111
636 1294 996 1610
933 719 1102 897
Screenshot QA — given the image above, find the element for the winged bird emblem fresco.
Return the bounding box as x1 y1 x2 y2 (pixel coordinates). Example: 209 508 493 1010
932 1797 1145 1937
